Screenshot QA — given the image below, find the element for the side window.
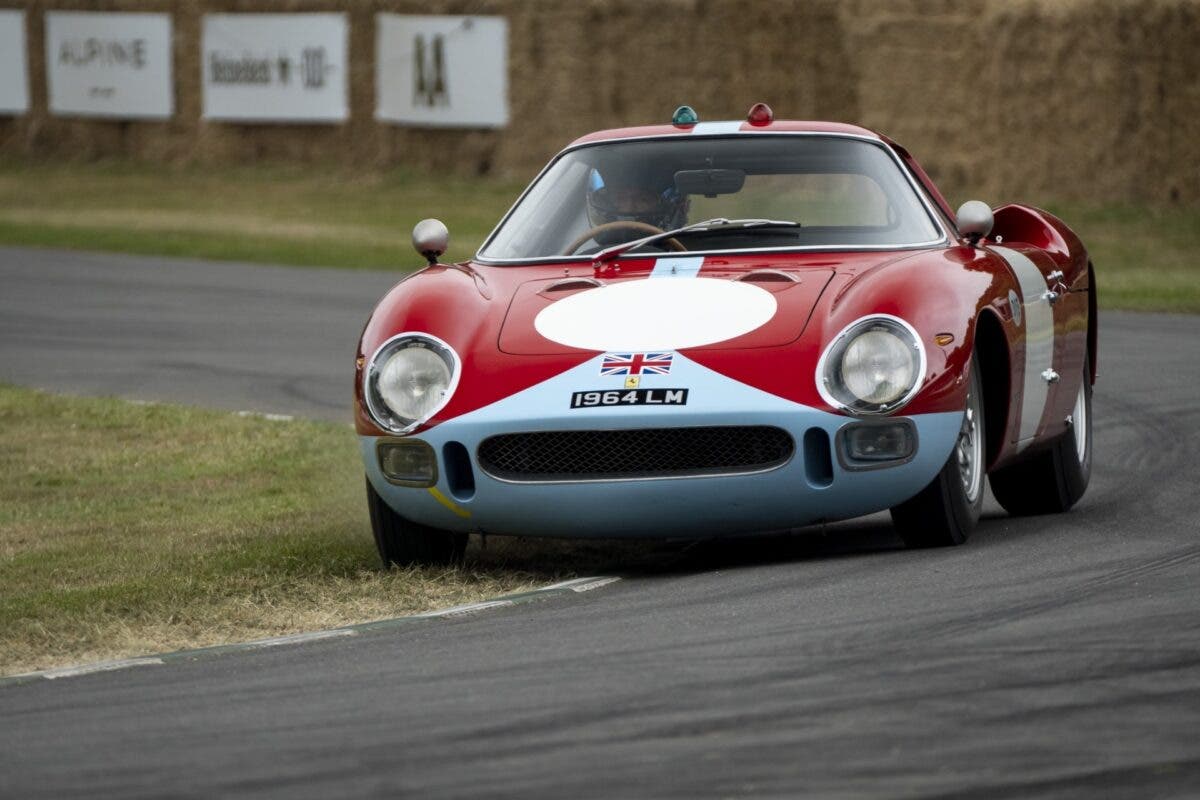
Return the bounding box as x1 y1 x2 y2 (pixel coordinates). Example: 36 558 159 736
484 160 590 258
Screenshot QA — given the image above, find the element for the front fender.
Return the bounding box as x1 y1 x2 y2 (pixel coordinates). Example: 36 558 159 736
813 247 1011 416
355 266 502 436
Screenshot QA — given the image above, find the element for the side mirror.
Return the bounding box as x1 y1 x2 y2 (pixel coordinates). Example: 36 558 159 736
412 218 449 265
956 201 993 247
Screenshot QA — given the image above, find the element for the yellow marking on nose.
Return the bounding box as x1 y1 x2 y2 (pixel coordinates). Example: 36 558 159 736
428 487 471 518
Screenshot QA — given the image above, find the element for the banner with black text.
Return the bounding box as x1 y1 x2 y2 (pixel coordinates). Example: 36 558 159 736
202 14 349 123
376 14 508 128
0 11 28 115
45 12 172 119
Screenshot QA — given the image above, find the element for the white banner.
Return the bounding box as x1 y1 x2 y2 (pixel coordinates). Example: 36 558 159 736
45 12 172 119
0 11 29 115
202 14 348 123
376 14 508 128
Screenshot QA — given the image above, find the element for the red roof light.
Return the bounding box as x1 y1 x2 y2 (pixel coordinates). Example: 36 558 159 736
747 102 774 126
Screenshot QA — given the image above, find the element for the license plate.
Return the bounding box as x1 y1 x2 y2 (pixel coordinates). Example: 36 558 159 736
570 388 689 408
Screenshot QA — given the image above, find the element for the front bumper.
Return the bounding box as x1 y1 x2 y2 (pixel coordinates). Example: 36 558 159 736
361 353 961 538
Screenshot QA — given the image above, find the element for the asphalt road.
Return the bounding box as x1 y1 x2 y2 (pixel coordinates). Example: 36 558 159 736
2 247 1199 798
0 246 399 422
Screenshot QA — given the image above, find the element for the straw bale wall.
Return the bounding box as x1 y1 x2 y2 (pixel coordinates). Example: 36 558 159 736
1 0 1197 203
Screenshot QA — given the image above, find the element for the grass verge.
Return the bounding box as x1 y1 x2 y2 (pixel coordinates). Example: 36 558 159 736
0 385 637 677
1044 202 1200 314
0 159 524 268
0 159 1196 311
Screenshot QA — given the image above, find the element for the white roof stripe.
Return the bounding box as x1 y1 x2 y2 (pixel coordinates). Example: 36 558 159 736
650 255 704 278
691 121 744 135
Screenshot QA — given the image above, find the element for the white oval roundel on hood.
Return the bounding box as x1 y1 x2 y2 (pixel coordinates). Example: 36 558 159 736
534 277 778 352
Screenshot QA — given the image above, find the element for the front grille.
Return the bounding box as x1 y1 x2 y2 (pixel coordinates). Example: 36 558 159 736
477 426 794 482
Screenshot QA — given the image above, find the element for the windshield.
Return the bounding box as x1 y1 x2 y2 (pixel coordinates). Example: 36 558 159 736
478 135 944 261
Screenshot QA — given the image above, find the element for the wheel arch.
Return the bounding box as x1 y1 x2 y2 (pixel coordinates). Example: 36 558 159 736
1087 260 1098 384
972 307 1010 470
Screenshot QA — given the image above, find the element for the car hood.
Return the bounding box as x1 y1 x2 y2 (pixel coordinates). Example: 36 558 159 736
498 255 836 355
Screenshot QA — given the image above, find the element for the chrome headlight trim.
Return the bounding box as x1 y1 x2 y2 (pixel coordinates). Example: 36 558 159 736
816 314 927 415
363 332 461 434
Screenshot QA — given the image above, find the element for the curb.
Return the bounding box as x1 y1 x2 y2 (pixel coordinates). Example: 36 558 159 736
0 575 621 688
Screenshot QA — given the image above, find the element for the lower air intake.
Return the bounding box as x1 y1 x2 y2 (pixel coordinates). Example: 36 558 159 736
477 426 794 483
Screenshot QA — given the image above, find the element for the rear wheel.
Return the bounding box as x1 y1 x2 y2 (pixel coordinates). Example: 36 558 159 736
366 477 467 567
989 355 1092 515
891 356 985 548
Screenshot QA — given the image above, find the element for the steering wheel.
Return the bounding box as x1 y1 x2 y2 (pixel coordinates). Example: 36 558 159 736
564 221 687 255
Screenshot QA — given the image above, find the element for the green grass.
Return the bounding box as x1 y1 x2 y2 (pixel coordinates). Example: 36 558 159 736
0 385 642 676
1044 202 1200 313
0 159 1195 311
0 158 524 268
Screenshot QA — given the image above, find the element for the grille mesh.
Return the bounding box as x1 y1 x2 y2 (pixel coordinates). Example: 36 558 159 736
477 426 794 482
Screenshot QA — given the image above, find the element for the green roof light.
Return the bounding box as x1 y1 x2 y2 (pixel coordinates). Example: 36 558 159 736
672 105 699 126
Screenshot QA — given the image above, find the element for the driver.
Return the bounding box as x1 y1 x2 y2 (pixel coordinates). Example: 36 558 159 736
585 167 689 242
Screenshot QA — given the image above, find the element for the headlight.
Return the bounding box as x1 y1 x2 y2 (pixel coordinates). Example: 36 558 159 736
817 315 925 415
364 333 460 433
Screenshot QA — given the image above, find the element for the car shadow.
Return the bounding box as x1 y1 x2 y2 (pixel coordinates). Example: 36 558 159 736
463 497 1016 581
463 514 906 580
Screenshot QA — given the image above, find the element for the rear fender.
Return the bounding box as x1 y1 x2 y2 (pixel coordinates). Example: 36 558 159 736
992 205 1089 292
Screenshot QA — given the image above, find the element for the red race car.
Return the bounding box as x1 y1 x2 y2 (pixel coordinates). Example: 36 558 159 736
355 103 1095 566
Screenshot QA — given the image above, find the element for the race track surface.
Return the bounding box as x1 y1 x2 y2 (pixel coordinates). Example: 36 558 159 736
2 247 1199 798
0 246 399 421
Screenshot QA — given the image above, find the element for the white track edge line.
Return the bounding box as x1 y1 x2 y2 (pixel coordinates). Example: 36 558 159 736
414 599 516 618
242 629 357 649
539 576 615 592
235 410 295 422
571 576 622 592
35 658 164 680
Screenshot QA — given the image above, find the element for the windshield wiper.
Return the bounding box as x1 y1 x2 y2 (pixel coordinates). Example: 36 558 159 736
591 218 801 264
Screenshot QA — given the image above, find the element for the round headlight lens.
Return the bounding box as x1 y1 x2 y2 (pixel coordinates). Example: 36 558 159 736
818 316 924 414
841 329 917 405
379 347 450 420
365 334 458 432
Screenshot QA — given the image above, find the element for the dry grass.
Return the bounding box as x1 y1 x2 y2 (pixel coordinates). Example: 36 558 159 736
0 385 647 676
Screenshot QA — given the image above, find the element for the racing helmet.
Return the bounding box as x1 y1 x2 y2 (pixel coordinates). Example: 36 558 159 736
585 168 688 231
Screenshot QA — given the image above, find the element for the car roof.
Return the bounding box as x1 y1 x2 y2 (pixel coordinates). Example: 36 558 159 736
569 119 885 147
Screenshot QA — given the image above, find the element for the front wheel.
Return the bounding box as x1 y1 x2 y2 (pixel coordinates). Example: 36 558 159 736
989 354 1092 515
366 477 467 567
891 356 985 548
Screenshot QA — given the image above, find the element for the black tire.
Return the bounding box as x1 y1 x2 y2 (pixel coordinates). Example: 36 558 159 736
891 356 985 548
989 354 1092 515
366 477 468 567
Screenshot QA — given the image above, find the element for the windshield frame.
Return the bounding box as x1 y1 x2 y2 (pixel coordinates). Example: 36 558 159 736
474 132 953 265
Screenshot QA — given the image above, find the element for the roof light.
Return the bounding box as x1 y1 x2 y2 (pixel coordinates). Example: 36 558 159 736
747 102 774 126
672 105 699 126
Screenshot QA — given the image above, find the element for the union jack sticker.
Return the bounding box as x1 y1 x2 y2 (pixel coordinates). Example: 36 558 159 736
600 352 674 377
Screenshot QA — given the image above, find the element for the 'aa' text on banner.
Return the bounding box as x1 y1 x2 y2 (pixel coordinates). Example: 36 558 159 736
376 14 508 128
